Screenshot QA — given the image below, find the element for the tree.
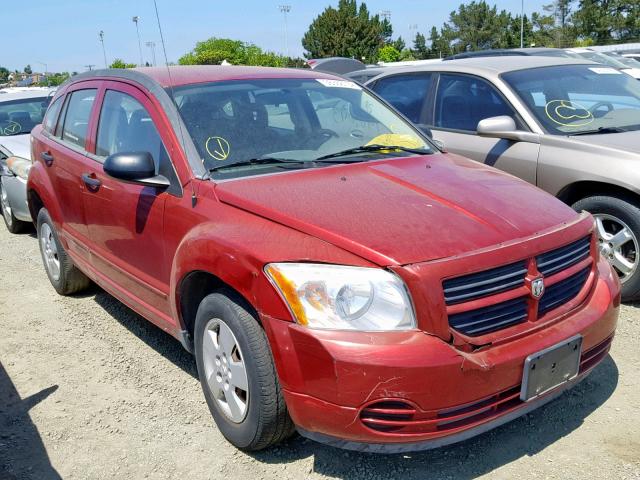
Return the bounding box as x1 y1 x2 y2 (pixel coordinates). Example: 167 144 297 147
413 32 430 59
178 37 292 67
572 0 640 44
24 64 32 74
429 26 451 58
302 0 390 62
445 1 514 52
378 45 401 62
109 59 137 69
0 67 9 82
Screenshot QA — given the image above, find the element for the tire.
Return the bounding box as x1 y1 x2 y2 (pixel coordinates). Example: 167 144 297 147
573 195 640 301
0 179 28 234
194 290 295 451
36 208 90 295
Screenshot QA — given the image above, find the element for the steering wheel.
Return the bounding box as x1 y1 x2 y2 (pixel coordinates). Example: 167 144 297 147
589 101 614 114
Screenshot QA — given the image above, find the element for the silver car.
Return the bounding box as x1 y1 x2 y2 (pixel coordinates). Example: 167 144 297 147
366 56 640 300
0 88 54 232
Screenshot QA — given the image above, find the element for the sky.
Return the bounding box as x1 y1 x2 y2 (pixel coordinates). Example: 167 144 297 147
4 0 548 73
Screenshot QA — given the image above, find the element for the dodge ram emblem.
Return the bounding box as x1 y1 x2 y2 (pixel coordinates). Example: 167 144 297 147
531 278 545 298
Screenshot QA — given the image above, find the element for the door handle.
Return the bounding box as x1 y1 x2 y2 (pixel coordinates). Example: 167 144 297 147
82 173 101 190
41 151 54 166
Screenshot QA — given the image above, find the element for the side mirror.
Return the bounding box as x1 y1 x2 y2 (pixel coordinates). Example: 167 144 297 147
477 116 540 143
103 151 170 188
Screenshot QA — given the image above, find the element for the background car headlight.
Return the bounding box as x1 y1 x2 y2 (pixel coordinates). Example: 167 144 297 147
6 156 32 181
265 263 416 331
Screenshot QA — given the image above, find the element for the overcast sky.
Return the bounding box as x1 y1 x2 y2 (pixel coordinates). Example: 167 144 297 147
4 0 547 73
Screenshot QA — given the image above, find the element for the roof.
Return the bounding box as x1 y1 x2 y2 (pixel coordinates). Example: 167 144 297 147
0 87 55 101
367 56 596 79
68 65 339 89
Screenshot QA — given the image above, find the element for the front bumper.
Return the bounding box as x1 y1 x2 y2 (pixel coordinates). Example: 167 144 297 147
261 256 619 451
1 175 30 222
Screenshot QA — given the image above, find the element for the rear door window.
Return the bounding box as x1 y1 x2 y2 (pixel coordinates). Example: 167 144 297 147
434 74 517 132
43 96 63 134
370 73 433 123
61 89 97 148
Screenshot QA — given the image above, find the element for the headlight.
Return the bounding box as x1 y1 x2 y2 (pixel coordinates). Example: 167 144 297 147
265 263 416 331
6 156 32 181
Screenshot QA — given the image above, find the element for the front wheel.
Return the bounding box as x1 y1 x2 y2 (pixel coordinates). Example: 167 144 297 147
573 195 640 301
0 178 28 234
194 291 295 451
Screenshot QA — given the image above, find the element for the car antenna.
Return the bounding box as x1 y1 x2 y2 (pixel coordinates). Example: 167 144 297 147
152 0 198 208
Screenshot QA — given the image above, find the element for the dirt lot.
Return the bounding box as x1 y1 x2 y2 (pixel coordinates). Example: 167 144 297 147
0 225 639 480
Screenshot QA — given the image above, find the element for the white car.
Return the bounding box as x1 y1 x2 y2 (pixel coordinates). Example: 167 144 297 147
566 48 640 79
0 88 54 232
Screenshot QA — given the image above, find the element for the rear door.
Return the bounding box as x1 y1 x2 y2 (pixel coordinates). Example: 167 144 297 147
81 81 182 320
428 73 540 184
37 83 100 259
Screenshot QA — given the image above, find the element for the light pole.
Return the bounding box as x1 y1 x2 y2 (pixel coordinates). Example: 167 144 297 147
278 5 291 58
520 0 524 49
132 16 144 66
145 41 157 66
99 31 108 68
36 61 49 86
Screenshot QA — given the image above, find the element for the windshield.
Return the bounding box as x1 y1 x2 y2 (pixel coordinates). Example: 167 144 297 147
170 78 432 179
607 54 640 69
0 96 50 136
573 51 629 69
503 64 640 135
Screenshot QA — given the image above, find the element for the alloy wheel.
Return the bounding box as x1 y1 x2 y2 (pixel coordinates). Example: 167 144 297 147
202 318 249 423
40 223 61 281
595 213 639 283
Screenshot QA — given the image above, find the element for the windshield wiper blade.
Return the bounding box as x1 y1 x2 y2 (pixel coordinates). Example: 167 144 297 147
315 144 430 161
570 126 628 136
208 157 307 172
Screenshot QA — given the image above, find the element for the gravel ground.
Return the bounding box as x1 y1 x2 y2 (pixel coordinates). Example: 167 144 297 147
0 224 639 480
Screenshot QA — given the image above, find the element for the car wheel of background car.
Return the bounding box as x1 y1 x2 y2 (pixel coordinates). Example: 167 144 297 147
573 195 640 301
0 179 28 234
194 290 295 451
36 208 90 295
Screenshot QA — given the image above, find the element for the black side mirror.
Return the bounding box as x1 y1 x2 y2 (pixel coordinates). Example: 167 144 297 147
103 151 169 187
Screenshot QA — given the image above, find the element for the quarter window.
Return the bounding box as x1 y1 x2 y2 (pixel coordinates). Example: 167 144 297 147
371 74 433 123
43 96 63 134
434 74 516 132
61 89 97 148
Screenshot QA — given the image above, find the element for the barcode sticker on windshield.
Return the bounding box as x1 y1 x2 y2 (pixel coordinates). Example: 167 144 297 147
589 67 622 75
316 79 362 89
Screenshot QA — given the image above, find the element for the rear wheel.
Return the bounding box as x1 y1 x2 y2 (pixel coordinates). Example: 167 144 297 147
194 290 295 451
36 208 90 295
573 195 640 301
0 179 28 234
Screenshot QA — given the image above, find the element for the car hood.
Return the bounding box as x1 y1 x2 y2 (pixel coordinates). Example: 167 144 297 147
215 154 578 266
569 129 640 154
0 134 31 159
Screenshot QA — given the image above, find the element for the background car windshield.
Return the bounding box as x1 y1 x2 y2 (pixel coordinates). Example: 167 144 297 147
171 78 431 177
0 97 50 136
503 65 640 135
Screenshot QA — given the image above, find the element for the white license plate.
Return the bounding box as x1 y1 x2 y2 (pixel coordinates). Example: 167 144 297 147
520 335 582 402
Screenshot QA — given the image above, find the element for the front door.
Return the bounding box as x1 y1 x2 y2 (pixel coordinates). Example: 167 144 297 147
430 73 540 185
81 82 181 323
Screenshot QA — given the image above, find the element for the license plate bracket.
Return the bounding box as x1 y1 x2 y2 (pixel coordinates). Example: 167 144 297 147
520 335 582 402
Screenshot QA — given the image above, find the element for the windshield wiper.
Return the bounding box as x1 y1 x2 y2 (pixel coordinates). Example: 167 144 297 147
208 157 307 172
315 144 430 161
570 126 628 136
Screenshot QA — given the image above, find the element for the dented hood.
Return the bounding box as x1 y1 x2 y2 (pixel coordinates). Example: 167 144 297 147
215 153 578 266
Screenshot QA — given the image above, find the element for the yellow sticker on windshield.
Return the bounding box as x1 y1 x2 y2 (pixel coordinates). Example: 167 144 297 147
2 121 22 135
544 100 594 128
205 136 231 161
366 134 424 149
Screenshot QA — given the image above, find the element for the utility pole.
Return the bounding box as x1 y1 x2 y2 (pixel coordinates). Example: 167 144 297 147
278 5 291 58
145 41 157 66
132 16 144 66
98 31 108 68
520 0 525 48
